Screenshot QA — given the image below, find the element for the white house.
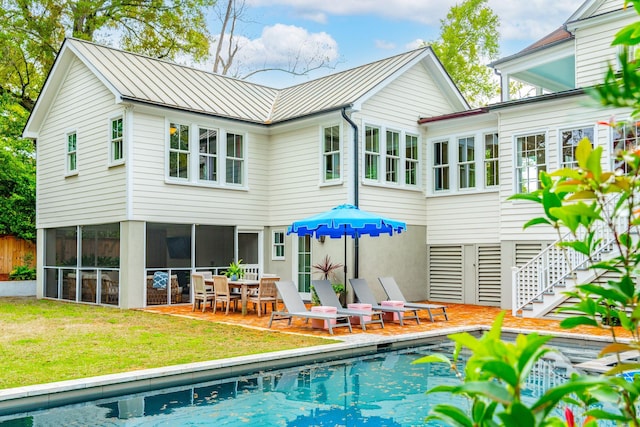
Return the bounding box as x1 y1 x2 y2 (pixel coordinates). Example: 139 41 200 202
23 0 634 314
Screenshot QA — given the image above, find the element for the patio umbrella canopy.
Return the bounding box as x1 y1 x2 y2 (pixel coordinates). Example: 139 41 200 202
287 204 407 277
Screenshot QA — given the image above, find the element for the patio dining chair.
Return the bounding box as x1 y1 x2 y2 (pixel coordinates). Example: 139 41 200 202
212 275 240 315
248 276 280 317
192 272 214 312
378 276 448 322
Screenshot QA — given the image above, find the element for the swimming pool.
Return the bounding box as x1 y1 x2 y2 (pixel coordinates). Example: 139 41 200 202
0 339 604 426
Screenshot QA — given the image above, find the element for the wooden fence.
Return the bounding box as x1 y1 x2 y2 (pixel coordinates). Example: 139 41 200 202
0 235 36 280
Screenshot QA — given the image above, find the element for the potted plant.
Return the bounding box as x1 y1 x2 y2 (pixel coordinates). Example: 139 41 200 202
225 259 245 281
311 255 346 305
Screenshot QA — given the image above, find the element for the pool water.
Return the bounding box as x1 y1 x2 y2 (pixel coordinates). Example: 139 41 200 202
0 341 602 427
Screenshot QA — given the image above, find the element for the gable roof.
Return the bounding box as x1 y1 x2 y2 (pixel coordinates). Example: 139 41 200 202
24 39 468 137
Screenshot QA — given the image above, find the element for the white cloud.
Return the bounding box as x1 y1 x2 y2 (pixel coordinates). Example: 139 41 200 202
375 40 396 50
202 23 339 80
246 0 586 43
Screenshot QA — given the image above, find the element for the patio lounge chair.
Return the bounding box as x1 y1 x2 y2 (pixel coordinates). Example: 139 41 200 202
311 280 384 331
349 278 420 326
268 280 353 335
378 276 448 322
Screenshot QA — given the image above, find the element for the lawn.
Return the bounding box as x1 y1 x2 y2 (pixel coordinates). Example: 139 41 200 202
0 297 334 389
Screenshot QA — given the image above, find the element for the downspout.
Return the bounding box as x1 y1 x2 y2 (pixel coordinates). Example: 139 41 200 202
341 107 359 279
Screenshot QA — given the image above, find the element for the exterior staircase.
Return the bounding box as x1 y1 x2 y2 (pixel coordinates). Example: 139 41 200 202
512 199 624 318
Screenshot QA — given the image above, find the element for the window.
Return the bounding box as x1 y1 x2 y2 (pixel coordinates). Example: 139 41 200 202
433 140 449 191
110 117 124 163
458 136 475 189
484 133 499 187
169 123 189 179
516 133 546 193
364 126 380 180
560 126 594 169
272 231 285 260
66 132 77 173
611 121 639 172
297 236 311 292
405 134 419 185
199 127 218 182
323 125 341 181
226 132 244 185
386 130 400 183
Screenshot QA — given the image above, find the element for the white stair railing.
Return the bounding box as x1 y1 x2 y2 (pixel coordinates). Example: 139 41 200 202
512 196 624 316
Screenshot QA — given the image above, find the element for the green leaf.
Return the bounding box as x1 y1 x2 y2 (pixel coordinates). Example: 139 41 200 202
560 316 599 328
413 353 452 365
426 405 474 427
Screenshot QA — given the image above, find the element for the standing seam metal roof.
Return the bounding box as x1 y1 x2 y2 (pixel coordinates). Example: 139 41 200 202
66 38 435 125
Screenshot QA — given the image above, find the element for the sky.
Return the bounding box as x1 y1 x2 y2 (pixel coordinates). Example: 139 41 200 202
200 0 586 89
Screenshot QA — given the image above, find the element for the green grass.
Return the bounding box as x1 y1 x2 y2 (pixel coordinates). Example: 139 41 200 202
0 297 335 389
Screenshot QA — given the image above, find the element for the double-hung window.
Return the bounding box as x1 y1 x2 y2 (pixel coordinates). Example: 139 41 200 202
405 134 419 185
272 231 285 260
323 125 341 182
611 121 639 172
385 130 400 183
433 140 449 191
560 126 594 169
458 136 475 189
364 126 380 180
169 123 189 179
66 132 77 174
484 133 499 187
199 127 218 182
226 133 244 185
516 133 546 193
110 117 124 163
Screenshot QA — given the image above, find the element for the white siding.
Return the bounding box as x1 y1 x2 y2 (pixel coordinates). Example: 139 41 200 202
593 0 623 15
497 96 631 240
129 111 270 226
362 64 458 126
37 58 126 228
575 9 636 87
268 116 349 225
426 193 499 244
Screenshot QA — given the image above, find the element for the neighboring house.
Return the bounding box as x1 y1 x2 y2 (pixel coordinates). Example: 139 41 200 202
23 0 634 315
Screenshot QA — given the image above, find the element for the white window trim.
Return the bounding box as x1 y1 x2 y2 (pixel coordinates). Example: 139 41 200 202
513 130 548 195
197 125 219 184
427 128 499 197
272 230 285 261
364 125 381 182
164 118 249 190
456 134 476 190
557 124 595 170
362 122 422 190
65 129 78 177
483 132 499 188
223 130 248 188
108 114 125 167
319 123 343 186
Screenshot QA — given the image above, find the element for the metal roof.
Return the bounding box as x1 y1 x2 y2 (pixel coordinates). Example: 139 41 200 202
65 39 440 125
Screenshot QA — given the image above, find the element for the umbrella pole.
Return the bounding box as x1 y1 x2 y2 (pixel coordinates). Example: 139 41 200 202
343 227 347 280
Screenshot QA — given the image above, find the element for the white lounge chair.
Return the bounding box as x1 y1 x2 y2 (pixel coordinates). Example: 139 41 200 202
349 278 420 326
378 276 448 322
268 280 352 335
311 280 384 331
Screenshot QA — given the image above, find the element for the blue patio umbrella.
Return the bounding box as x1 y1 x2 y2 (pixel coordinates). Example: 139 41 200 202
287 204 406 277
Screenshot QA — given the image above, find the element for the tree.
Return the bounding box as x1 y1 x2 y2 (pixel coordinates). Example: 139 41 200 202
0 0 214 115
417 2 640 424
210 0 338 80
427 0 500 107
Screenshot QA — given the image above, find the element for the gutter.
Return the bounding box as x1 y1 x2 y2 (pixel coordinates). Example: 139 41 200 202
341 107 359 279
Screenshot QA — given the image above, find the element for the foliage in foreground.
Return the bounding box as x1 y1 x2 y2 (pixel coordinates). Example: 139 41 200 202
416 1 640 425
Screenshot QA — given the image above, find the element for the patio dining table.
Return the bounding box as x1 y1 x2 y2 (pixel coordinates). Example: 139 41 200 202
205 278 260 315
